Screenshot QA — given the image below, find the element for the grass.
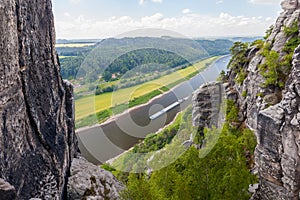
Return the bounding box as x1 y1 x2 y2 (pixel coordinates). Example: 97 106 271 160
75 56 219 127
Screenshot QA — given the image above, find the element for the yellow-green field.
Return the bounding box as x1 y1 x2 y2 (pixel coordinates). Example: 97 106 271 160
55 43 96 48
75 56 218 120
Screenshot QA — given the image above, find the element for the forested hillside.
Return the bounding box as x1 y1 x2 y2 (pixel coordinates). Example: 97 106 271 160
57 37 233 80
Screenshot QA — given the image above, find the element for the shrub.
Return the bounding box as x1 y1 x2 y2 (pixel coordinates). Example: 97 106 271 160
235 69 247 85
242 91 247 98
283 21 299 37
226 100 239 122
264 25 274 39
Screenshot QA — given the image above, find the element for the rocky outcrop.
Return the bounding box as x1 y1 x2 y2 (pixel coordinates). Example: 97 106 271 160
0 1 125 199
0 1 77 199
251 43 300 200
68 157 124 200
224 0 300 199
192 82 224 133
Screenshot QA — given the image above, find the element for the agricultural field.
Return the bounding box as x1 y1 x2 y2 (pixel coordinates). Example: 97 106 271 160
75 56 218 122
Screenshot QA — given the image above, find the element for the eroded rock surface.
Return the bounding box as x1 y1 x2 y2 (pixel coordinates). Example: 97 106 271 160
68 157 124 200
224 1 300 199
0 1 76 199
192 82 224 132
0 179 16 200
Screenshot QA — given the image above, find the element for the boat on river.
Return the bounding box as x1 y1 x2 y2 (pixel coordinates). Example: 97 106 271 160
149 96 189 120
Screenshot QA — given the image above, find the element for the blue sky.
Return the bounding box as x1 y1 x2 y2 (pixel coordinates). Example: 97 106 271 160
52 0 282 39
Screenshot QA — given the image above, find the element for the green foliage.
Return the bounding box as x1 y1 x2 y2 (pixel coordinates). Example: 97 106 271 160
196 39 234 56
121 124 257 200
228 42 249 85
96 109 113 122
251 39 264 49
259 50 283 88
283 21 299 37
257 20 300 89
95 84 115 95
235 69 247 85
226 100 239 122
117 98 257 200
111 107 194 181
103 48 188 82
264 25 274 40
133 123 180 154
239 128 257 153
58 38 233 81
60 56 85 80
120 174 155 200
282 21 300 72
101 163 116 172
129 90 162 108
256 92 264 97
260 42 272 57
283 37 300 53
217 70 227 82
230 42 248 56
242 91 247 98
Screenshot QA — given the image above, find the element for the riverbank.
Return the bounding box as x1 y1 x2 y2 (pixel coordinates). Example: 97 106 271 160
76 55 231 164
75 56 220 129
105 105 186 165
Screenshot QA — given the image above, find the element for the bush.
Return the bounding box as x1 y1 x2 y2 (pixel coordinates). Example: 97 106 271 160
242 91 247 98
259 49 283 88
283 21 298 37
251 39 264 49
226 100 239 122
235 69 247 85
101 163 116 172
264 25 274 39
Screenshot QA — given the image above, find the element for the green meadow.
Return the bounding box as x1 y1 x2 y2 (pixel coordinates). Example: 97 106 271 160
75 56 219 127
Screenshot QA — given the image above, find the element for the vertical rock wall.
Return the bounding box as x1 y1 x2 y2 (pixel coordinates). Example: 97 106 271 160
224 0 300 199
0 0 76 199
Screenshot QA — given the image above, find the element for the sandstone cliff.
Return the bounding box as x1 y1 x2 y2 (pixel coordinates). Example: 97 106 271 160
0 0 77 199
0 1 125 200
225 0 300 199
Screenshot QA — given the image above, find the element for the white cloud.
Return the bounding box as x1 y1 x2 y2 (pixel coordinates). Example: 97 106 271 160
216 0 223 4
64 12 71 17
139 0 163 5
54 12 276 39
139 0 145 5
151 0 163 3
182 9 191 14
249 0 280 4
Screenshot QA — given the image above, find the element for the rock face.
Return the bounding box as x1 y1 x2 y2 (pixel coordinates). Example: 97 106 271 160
0 1 77 199
192 82 224 134
0 1 125 199
68 157 124 200
0 179 16 200
224 1 300 199
251 44 300 200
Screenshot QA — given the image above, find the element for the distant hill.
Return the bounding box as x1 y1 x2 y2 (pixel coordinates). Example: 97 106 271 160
56 39 102 44
57 37 234 81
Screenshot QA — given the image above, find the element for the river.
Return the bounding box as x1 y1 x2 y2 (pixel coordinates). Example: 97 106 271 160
76 55 231 164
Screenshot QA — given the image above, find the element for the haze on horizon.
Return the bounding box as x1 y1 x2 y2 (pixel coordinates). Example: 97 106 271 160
52 0 282 39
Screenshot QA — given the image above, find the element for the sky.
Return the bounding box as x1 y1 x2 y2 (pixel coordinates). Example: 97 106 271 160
52 0 282 39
